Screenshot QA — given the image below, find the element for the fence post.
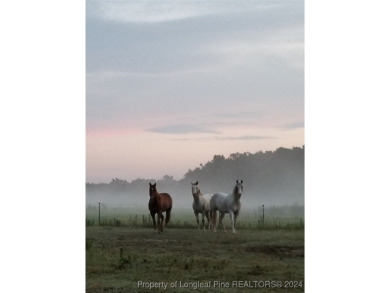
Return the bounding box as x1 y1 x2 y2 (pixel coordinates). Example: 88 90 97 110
98 202 101 226
262 204 265 227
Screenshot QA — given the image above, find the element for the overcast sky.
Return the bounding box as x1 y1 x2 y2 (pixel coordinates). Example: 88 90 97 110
86 0 304 183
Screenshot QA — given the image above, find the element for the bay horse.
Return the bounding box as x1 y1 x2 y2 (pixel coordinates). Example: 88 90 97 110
210 180 243 233
191 181 212 231
148 183 172 232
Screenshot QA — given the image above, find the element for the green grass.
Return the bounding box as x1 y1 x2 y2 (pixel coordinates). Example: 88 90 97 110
86 206 304 230
86 227 304 293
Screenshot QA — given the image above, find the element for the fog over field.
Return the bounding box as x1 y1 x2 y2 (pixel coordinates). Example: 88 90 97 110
86 147 304 210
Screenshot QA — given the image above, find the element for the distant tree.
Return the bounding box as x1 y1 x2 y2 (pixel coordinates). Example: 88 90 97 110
108 178 130 192
87 146 304 205
163 175 174 181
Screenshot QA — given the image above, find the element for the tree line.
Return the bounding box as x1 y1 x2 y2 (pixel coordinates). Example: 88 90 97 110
86 146 304 206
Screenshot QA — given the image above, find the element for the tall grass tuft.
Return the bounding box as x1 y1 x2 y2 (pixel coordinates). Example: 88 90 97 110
117 248 132 270
86 219 95 226
86 239 93 251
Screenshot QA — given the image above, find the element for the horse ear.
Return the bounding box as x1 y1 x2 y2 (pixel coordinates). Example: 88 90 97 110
236 180 238 184
241 180 243 183
149 183 152 187
196 181 198 185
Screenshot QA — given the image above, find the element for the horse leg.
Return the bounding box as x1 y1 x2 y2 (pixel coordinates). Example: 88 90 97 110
219 212 226 232
156 212 160 232
205 211 211 230
210 212 213 230
201 211 206 231
157 212 161 232
151 212 157 232
212 210 218 232
194 212 200 230
215 211 218 231
159 212 164 232
221 212 226 231
229 211 236 233
234 211 239 232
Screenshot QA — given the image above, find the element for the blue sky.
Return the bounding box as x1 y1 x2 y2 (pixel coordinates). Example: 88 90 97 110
86 0 304 182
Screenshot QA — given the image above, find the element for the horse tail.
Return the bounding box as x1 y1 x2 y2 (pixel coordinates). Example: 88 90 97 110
166 194 172 225
165 210 171 225
209 195 215 231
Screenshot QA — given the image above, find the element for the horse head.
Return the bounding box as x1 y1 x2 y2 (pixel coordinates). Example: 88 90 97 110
191 181 199 198
235 180 244 199
149 182 157 198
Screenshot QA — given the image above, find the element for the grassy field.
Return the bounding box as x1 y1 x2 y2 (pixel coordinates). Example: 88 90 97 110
86 206 304 230
86 225 304 293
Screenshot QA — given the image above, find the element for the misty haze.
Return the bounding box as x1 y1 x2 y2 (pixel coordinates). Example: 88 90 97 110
86 146 304 215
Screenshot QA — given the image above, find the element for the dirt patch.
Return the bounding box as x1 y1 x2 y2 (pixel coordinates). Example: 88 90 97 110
246 245 304 257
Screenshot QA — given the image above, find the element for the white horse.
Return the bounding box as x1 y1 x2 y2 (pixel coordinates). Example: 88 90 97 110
191 181 212 231
210 180 243 233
